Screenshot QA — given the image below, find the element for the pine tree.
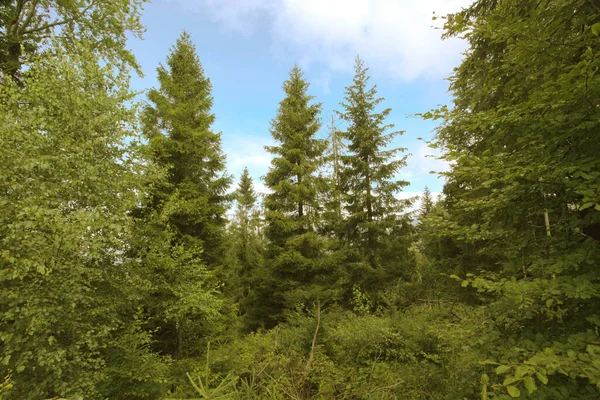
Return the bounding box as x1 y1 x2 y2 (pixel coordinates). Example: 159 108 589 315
253 65 336 327
142 31 231 267
337 57 412 275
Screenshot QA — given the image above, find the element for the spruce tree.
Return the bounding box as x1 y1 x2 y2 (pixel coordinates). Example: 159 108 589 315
236 167 259 231
337 57 412 276
142 31 231 267
419 186 434 219
322 114 346 236
234 167 262 267
230 167 264 313
264 66 326 244
138 32 228 358
254 65 336 327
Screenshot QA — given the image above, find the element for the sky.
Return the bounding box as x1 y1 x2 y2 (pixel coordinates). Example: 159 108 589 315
127 0 474 203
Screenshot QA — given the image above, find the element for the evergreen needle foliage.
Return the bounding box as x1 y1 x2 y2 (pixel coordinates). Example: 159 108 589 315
252 65 340 328
336 57 415 297
2 0 599 398
143 31 232 269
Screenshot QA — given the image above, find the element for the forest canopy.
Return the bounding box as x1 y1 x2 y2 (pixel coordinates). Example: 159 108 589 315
1 0 599 399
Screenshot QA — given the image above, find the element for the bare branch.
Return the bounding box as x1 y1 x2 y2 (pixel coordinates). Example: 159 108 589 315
19 0 40 35
20 18 69 35
8 0 28 36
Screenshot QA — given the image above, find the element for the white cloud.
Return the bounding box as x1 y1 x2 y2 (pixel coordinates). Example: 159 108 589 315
405 141 449 178
224 137 273 176
175 0 474 81
176 0 276 35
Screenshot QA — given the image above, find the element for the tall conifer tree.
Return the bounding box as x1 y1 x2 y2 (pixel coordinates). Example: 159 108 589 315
232 168 263 286
264 66 325 244
142 31 231 267
322 115 346 236
338 57 412 280
229 167 264 321
138 32 228 358
255 66 336 327
235 167 260 262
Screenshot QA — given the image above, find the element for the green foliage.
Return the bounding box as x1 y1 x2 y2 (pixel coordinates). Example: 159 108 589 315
183 371 238 400
6 0 600 397
264 65 326 246
167 344 238 400
0 375 11 399
232 167 263 282
336 57 415 293
132 218 222 358
225 168 265 328
191 304 483 399
419 186 435 220
0 40 166 398
256 66 340 327
142 31 232 268
0 0 145 82
136 32 228 361
423 0 600 397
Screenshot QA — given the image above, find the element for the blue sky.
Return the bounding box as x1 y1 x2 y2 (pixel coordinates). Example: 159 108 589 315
127 0 473 202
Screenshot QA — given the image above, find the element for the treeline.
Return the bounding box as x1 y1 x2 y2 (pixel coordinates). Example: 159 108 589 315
1 0 599 399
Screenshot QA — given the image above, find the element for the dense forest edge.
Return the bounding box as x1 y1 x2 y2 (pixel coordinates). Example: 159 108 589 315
1 0 599 399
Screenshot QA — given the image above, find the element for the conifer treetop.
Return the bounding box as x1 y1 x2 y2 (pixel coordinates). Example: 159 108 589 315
236 167 257 209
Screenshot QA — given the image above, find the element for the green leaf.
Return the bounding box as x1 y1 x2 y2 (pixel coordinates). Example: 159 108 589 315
535 372 548 385
580 202 594 210
523 376 537 394
503 376 520 386
481 373 490 384
592 23 600 36
507 386 521 397
496 365 511 374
